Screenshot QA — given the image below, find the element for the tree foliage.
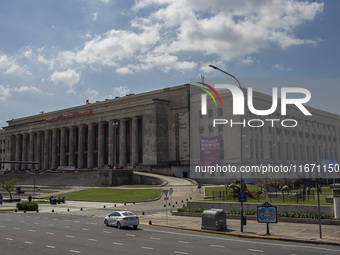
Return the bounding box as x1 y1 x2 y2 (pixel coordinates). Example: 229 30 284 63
0 178 18 199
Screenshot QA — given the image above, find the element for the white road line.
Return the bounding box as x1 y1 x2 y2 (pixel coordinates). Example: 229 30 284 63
178 241 189 244
249 249 264 253
25 241 33 244
113 242 124 245
103 231 112 234
34 222 39 225
19 221 25 223
126 234 136 237
150 237 160 240
64 226 71 228
174 252 189 255
46 232 54 235
48 224 54 227
211 245 225 248
82 228 89 231
141 246 153 250
0 225 5 228
70 250 80 254
144 228 340 253
6 238 13 241
14 227 21 230
88 239 97 242
28 230 36 232
66 235 74 238
46 245 55 249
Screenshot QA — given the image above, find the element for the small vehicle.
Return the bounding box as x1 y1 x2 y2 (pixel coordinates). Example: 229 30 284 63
104 211 139 229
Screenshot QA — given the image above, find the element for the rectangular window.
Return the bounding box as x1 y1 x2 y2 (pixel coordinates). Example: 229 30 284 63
218 108 223 116
208 109 213 118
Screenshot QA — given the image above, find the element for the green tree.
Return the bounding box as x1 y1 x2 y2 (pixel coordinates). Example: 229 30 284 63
0 178 18 199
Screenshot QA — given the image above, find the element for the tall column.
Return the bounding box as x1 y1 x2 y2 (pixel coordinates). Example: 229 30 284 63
131 117 139 166
22 133 28 170
52 129 58 170
69 126 75 167
36 132 42 170
87 123 94 169
119 119 127 168
108 120 114 168
44 130 49 170
29 132 35 169
60 128 66 167
15 134 21 171
78 125 85 169
98 122 105 168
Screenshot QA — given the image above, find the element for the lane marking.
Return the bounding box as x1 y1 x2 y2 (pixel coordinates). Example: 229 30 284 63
174 252 189 255
126 234 136 237
143 228 340 253
19 221 25 223
66 235 74 238
211 245 225 248
103 231 112 234
142 246 153 250
14 227 21 230
113 242 124 245
249 249 264 253
82 228 89 231
28 230 36 232
46 232 54 235
178 241 189 244
88 239 97 242
48 224 54 227
46 245 55 249
70 250 80 254
64 226 71 228
25 241 33 244
6 238 13 241
0 225 5 228
150 237 160 240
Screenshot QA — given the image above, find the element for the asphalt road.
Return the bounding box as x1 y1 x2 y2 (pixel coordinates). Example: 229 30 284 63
1 213 340 255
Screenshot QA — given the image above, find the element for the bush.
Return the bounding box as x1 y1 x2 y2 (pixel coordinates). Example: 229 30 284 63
16 202 38 211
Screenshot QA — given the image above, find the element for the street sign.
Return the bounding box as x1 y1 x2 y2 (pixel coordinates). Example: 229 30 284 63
257 202 277 223
169 188 173 195
163 190 169 196
238 192 247 202
164 197 169 201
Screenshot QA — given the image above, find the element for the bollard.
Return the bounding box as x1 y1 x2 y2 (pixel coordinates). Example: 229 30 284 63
142 212 145 215
36 210 39 213
114 204 116 207
104 205 106 208
149 220 152 225
52 209 54 213
80 208 83 211
67 208 70 212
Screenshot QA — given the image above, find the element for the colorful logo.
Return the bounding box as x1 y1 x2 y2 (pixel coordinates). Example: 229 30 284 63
196 82 222 115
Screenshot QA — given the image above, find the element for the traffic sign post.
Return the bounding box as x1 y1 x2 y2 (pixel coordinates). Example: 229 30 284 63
163 190 169 225
257 202 277 235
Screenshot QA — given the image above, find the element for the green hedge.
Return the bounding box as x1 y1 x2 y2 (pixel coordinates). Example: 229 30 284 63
177 207 333 219
16 202 39 211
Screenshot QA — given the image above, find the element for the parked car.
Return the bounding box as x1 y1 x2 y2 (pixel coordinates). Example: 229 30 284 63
104 211 139 229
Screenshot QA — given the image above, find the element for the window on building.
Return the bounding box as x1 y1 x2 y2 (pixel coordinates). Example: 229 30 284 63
285 143 289 160
269 141 273 160
277 142 281 160
218 108 223 116
293 144 297 160
208 109 213 118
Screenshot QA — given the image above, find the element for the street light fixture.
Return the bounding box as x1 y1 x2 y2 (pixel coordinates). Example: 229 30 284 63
209 64 245 232
112 121 119 169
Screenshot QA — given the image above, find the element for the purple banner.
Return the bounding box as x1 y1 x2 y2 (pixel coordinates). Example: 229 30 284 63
201 134 222 166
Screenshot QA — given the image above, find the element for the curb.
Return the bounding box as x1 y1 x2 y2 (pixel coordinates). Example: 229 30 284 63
140 222 340 246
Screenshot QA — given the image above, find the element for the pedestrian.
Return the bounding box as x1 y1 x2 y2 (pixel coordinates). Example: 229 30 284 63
28 195 32 202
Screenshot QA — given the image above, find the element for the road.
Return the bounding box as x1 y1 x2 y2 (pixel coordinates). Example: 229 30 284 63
1 213 340 255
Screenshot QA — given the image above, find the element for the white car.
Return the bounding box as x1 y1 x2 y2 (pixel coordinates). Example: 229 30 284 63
104 211 139 229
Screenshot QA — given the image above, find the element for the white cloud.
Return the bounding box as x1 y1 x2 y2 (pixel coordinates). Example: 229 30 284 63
12 86 43 94
111 86 131 97
92 12 98 21
273 64 292 72
0 84 10 101
49 69 81 94
85 88 99 101
0 54 29 75
48 0 323 74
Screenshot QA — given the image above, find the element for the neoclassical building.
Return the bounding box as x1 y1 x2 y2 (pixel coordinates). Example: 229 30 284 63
0 85 190 173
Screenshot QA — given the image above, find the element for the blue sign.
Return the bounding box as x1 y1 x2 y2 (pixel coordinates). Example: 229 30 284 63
257 206 277 223
238 192 247 202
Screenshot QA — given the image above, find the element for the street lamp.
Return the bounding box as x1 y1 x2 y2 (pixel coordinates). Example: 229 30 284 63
209 64 245 232
112 121 119 169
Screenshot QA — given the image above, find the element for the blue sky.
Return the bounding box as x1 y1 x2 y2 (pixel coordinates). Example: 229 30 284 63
0 0 339 128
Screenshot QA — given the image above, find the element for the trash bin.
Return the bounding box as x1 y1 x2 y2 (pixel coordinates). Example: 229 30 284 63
201 209 227 231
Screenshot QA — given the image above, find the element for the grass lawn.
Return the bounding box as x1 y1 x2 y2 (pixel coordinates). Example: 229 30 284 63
49 188 162 203
204 186 332 206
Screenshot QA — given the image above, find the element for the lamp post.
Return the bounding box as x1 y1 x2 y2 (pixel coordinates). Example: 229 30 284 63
112 121 119 169
209 64 245 232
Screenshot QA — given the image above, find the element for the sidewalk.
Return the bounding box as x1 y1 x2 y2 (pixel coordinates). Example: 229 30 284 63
2 200 340 246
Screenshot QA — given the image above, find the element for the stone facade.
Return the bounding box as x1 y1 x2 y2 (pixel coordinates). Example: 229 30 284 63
0 85 191 172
